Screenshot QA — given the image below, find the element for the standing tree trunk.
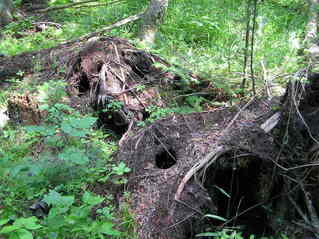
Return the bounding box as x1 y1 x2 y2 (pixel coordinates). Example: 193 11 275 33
305 0 319 43
304 0 319 72
138 0 168 45
0 0 13 27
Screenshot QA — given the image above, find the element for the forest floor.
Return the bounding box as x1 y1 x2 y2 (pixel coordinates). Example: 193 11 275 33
1 2 319 239
2 35 319 239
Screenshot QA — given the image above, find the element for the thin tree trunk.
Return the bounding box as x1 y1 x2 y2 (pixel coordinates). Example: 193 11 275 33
305 0 319 72
305 0 319 43
241 0 251 91
250 0 257 95
0 0 13 27
138 0 168 45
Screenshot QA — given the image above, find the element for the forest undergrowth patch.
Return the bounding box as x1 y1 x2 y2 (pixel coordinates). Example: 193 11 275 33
0 79 135 239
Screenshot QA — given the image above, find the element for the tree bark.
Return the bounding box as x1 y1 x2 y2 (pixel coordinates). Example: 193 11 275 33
0 0 13 27
305 0 319 72
138 0 168 45
305 0 319 43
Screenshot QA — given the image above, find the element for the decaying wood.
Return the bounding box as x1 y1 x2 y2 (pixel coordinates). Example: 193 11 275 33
113 73 319 239
3 18 319 238
0 12 144 80
34 0 109 13
174 145 227 201
116 96 284 239
138 0 169 45
260 112 281 133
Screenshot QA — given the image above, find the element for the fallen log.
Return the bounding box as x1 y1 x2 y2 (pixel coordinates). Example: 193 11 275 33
116 75 319 239
117 98 280 239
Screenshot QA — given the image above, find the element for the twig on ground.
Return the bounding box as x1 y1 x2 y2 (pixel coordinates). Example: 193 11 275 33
35 0 122 13
119 120 134 146
150 130 177 162
73 2 122 10
153 212 196 235
175 199 204 215
32 22 62 28
62 12 144 47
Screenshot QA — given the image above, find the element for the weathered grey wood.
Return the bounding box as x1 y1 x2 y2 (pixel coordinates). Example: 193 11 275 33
260 112 281 133
0 0 13 27
138 0 169 45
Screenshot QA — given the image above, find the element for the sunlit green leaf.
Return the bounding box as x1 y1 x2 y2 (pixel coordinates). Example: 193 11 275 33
16 229 33 239
0 225 19 233
96 222 121 236
82 191 104 206
196 232 219 237
58 147 89 165
14 217 41 230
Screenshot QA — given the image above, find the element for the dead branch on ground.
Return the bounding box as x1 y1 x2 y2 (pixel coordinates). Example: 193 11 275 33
35 0 122 13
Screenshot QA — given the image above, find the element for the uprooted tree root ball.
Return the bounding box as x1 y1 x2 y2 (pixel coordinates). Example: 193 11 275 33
65 37 229 135
4 37 227 133
116 90 319 239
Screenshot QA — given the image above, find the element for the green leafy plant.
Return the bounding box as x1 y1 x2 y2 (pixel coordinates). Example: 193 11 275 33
196 228 289 239
105 100 124 111
39 190 121 238
185 95 205 112
98 161 131 184
37 81 68 108
0 217 41 239
196 229 255 239
112 162 131 176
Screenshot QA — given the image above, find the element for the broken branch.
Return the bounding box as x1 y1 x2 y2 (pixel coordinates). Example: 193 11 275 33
35 0 122 13
62 12 144 45
175 146 227 201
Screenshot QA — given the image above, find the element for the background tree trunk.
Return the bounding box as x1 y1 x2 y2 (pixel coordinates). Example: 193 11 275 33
138 0 168 45
305 0 319 72
0 0 13 27
305 0 319 43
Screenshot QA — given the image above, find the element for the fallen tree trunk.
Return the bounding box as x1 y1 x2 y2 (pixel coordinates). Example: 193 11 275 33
117 98 280 239
116 75 319 239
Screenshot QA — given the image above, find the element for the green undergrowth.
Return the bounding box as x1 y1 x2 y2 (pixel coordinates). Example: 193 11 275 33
1 0 307 92
154 0 307 93
0 0 310 238
196 229 289 239
0 80 135 239
0 0 144 55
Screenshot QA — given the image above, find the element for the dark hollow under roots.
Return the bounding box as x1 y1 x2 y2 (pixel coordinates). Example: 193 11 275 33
185 153 282 238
